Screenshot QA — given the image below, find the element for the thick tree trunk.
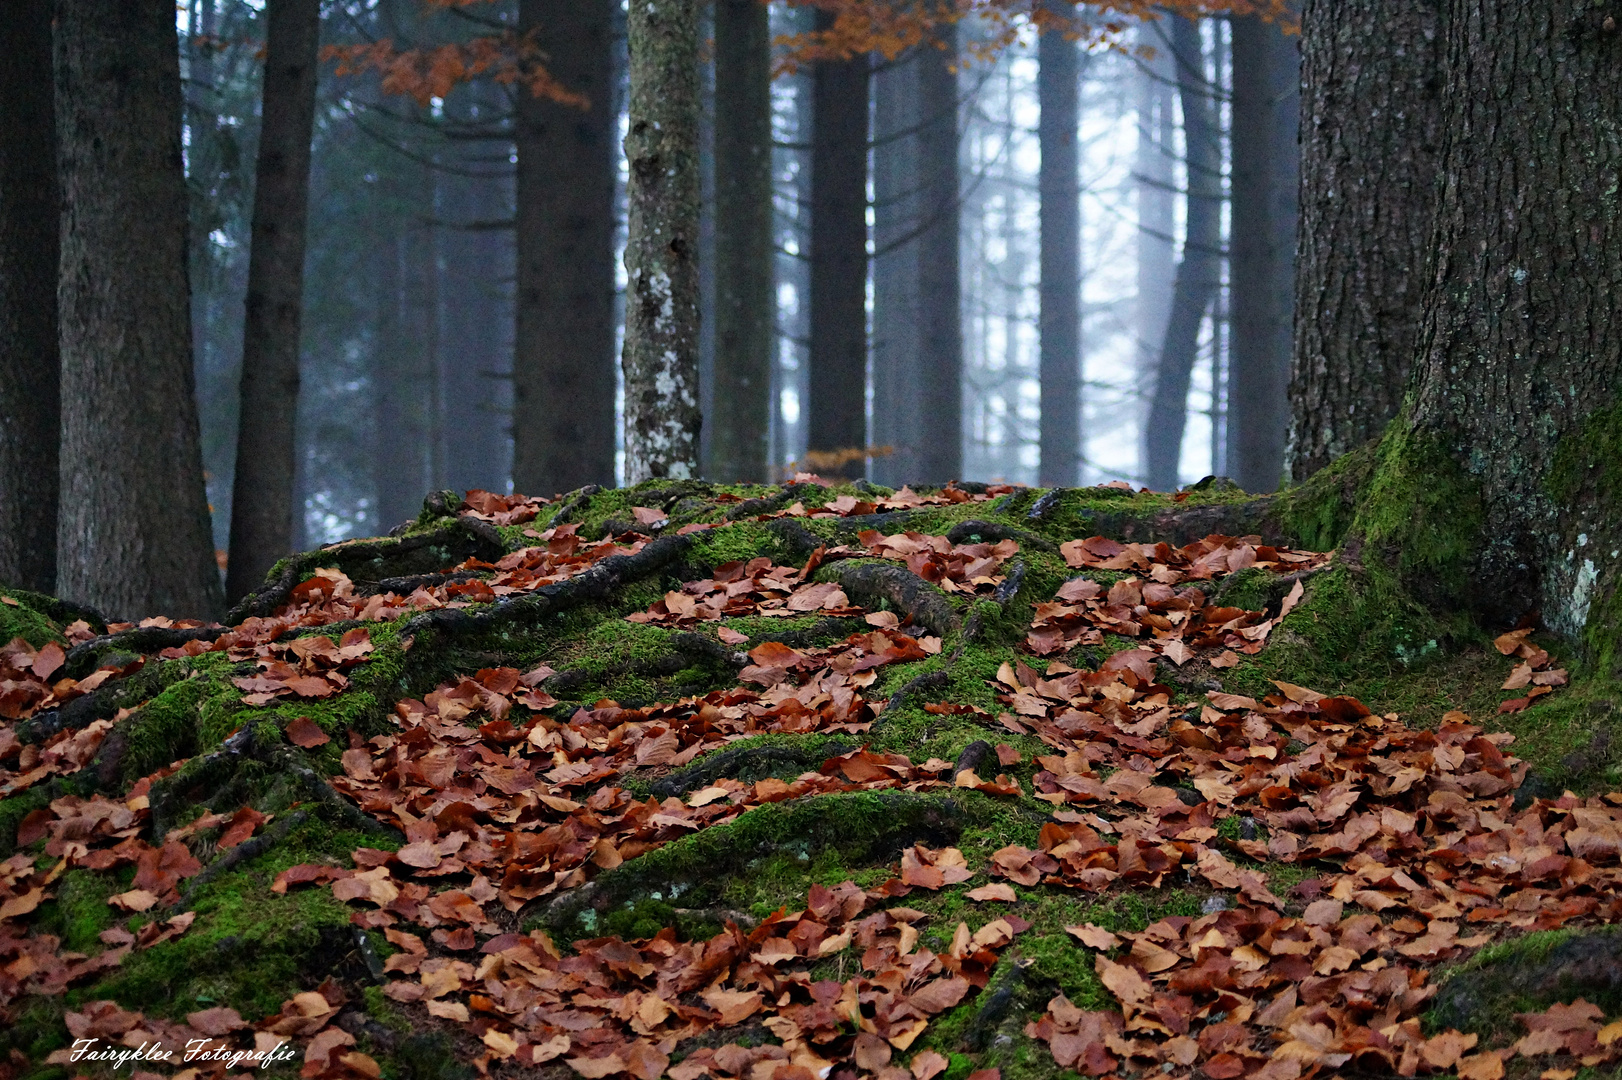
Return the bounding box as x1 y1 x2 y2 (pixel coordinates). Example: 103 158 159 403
55 0 224 620
1038 20 1081 488
1288 0 1442 480
621 0 701 482
0 0 60 594
1389 0 1622 647
708 0 773 483
1226 12 1298 494
513 0 615 496
1144 16 1222 493
806 11 870 480
225 0 320 603
1136 29 1176 477
872 34 961 487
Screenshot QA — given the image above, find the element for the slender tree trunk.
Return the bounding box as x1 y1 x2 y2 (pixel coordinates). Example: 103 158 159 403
0 0 60 594
225 0 320 603
55 0 224 620
513 0 615 496
914 30 961 486
1226 12 1298 494
708 0 773 483
871 34 960 487
1136 28 1176 473
1038 19 1081 488
1288 0 1442 480
806 10 870 479
1144 16 1222 492
1387 0 1622 645
621 0 701 482
871 49 921 486
372 231 418 530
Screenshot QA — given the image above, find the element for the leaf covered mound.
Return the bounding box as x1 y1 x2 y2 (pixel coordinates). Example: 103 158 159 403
0 479 1613 1080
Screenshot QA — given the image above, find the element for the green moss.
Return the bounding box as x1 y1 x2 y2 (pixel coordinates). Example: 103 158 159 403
0 594 67 648
0 784 54 857
1426 926 1622 1043
1273 440 1378 553
1352 421 1484 596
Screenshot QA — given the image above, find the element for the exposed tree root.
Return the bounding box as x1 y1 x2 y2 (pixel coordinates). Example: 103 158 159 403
964 560 1029 643
546 484 602 527
227 516 510 623
402 533 693 638
62 626 225 680
831 562 959 638
175 809 309 911
883 669 951 717
953 739 994 778
649 741 856 799
17 658 192 744
723 483 817 521
945 519 1059 553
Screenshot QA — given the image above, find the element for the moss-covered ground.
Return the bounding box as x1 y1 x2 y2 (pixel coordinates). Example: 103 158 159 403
1 474 1619 1080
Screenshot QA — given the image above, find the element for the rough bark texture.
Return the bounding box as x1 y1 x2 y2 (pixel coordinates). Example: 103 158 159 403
1144 16 1223 493
513 0 616 496
0 0 60 594
806 11 871 480
1227 13 1299 494
1402 0 1622 641
708 0 773 483
1038 21 1081 488
225 0 321 604
621 0 702 482
872 34 961 487
1136 30 1176 469
55 0 224 620
1288 0 1442 480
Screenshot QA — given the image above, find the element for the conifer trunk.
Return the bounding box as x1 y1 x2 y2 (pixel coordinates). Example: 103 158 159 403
806 11 870 480
914 31 962 486
1227 12 1298 493
1288 0 1442 480
708 0 773 483
55 0 224 620
225 0 320 603
621 0 702 482
1144 16 1222 493
1385 0 1622 647
1038 20 1082 488
0 0 60 594
513 0 615 495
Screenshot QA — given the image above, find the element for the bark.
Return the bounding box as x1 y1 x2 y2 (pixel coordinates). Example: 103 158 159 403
55 0 224 620
225 0 321 604
871 33 961 487
806 10 870 480
513 0 615 496
1400 0 1622 639
372 231 420 531
1227 13 1298 494
0 0 60 594
621 0 702 482
1288 0 1442 480
708 0 773 483
1136 27 1176 465
1144 16 1223 493
1038 20 1081 488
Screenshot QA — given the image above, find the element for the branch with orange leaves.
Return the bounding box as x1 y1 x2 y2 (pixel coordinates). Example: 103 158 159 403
321 29 589 109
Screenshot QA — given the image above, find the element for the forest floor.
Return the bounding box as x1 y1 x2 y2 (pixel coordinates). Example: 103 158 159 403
3 474 1622 1080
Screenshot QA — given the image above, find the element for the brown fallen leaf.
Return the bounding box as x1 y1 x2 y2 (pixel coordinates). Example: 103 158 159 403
966 883 1017 902
1065 923 1121 950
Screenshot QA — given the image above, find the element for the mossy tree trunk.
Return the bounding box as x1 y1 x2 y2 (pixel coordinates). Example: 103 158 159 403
1353 0 1622 658
1288 0 1442 481
1037 14 1082 489
622 0 702 483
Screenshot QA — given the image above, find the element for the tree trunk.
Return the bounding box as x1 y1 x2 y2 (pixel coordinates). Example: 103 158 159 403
0 0 60 594
914 31 961 487
806 10 870 480
1136 29 1177 476
1288 0 1442 480
1226 12 1298 494
372 230 419 531
55 0 224 620
225 0 320 603
871 34 961 488
1143 16 1222 493
513 0 615 496
1378 0 1622 649
1038 20 1081 488
707 0 773 483
621 0 701 482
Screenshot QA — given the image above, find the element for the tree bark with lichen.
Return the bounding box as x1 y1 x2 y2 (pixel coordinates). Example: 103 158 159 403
621 0 702 483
